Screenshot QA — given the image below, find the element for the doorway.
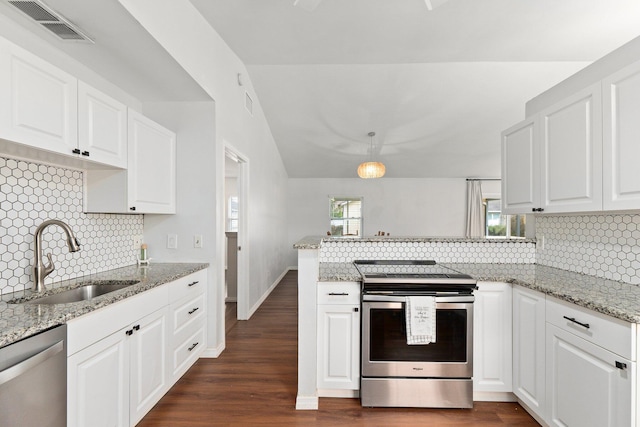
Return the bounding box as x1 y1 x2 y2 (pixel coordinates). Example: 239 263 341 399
224 146 249 326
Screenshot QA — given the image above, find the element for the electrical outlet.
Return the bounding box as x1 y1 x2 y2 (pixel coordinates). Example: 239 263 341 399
133 235 143 249
194 235 203 248
167 234 178 249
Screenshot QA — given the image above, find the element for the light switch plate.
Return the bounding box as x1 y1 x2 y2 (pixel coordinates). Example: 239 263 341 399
167 234 178 249
194 235 203 248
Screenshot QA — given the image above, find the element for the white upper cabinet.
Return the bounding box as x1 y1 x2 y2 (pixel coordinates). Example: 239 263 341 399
127 110 176 213
78 81 127 168
0 37 78 154
501 118 539 214
540 83 603 213
85 110 176 214
603 61 640 210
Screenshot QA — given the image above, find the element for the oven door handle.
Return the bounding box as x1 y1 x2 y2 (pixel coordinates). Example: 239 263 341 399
362 294 474 303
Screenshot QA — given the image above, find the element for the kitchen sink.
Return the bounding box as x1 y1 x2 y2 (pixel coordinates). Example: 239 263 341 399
15 280 139 305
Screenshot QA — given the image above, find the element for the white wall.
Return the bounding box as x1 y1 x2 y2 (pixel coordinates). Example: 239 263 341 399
119 0 290 350
141 101 218 352
287 178 467 265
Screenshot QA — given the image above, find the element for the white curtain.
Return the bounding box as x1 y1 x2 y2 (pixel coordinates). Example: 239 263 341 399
465 180 484 238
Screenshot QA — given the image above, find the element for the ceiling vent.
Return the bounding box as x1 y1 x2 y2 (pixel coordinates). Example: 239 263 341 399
7 0 94 43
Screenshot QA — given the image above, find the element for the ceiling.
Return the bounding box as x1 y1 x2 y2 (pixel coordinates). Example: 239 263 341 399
2 0 640 179
191 0 640 178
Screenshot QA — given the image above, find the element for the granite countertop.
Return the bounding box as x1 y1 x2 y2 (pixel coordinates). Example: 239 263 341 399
318 261 640 324
294 235 536 249
0 263 208 348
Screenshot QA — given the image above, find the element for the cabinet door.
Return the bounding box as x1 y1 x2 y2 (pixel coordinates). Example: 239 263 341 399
512 286 545 416
603 61 640 210
78 81 127 168
0 38 78 154
67 327 129 427
129 307 169 426
501 117 540 214
546 323 633 427
473 282 512 393
540 84 603 213
317 304 360 391
128 109 176 213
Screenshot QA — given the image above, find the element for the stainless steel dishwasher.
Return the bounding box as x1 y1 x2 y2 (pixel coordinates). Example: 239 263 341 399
0 324 66 427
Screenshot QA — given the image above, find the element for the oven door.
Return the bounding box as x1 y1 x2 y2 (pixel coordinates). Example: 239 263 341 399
362 295 474 379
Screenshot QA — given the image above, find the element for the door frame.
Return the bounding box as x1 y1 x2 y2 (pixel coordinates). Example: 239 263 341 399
223 144 250 321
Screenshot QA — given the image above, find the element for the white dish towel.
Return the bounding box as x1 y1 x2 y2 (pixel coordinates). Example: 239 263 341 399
405 296 436 345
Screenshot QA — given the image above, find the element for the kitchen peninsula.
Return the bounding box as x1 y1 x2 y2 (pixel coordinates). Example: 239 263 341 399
295 236 640 427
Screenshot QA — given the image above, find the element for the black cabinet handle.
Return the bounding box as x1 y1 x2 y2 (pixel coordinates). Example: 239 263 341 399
126 329 133 336
532 208 545 212
81 151 90 156
188 307 199 315
188 342 199 351
72 148 81 154
616 361 627 370
354 307 359 312
563 316 590 329
188 281 199 287
133 325 140 331
328 292 349 296
129 207 136 211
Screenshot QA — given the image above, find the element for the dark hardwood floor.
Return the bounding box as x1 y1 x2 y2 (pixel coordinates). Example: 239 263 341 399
138 271 539 426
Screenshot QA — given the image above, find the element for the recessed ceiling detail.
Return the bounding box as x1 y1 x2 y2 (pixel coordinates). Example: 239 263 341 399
7 0 93 42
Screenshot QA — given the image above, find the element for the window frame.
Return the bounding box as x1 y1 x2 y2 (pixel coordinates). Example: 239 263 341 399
483 197 526 239
329 196 363 237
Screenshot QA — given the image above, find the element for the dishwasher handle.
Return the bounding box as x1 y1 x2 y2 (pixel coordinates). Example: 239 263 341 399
0 340 64 386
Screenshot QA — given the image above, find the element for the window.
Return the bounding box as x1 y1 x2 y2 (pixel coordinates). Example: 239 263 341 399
484 199 525 238
330 197 362 236
227 196 238 232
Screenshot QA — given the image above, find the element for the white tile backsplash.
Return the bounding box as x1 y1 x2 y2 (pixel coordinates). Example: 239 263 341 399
319 239 536 263
536 214 640 285
0 157 143 295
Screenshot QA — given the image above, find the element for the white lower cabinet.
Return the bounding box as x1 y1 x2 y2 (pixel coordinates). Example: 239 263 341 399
129 308 169 426
168 271 207 381
546 323 633 427
512 285 546 418
68 306 168 427
67 269 207 427
473 282 512 398
68 321 129 427
317 282 360 396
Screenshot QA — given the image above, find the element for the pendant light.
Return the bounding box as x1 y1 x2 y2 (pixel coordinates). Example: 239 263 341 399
357 132 386 179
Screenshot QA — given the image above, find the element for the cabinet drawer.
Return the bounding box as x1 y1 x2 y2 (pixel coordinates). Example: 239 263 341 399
546 296 634 360
317 282 361 305
168 269 206 301
171 293 206 336
171 326 205 378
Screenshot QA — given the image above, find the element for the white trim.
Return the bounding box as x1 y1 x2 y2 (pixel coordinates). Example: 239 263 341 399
199 341 225 358
473 391 516 402
246 267 291 319
317 389 359 398
223 143 250 322
295 395 319 410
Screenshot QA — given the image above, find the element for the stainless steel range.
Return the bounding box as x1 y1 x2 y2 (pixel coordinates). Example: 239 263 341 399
355 260 477 408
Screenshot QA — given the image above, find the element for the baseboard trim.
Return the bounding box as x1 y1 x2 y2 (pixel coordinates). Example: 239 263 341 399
295 394 319 410
473 391 516 402
200 342 225 358
247 267 291 319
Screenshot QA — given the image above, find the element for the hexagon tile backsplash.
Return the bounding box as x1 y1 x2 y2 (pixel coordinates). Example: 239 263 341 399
536 214 640 285
0 157 142 296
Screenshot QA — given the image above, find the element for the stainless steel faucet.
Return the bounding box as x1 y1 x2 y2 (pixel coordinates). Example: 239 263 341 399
32 220 80 292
